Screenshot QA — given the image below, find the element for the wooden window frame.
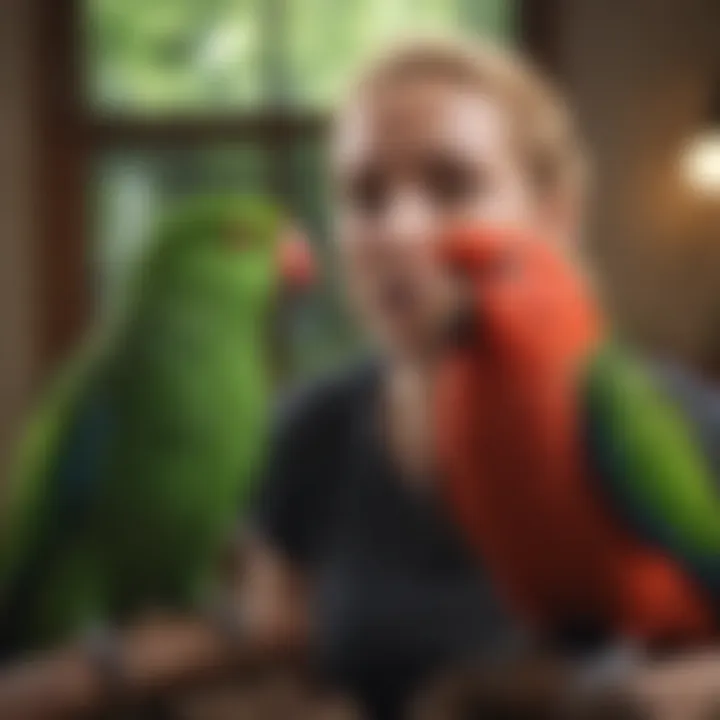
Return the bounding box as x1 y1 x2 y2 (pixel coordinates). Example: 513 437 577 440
32 0 559 372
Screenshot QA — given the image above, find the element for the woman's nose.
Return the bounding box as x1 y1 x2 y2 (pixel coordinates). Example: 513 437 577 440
382 190 437 250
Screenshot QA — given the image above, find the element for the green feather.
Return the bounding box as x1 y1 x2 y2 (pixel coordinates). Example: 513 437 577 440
585 343 720 585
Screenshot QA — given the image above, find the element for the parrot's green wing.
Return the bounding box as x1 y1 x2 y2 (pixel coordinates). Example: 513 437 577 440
0 338 110 645
1 353 86 581
584 343 720 595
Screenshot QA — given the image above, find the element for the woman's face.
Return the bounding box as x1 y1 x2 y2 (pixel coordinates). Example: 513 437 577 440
332 77 563 359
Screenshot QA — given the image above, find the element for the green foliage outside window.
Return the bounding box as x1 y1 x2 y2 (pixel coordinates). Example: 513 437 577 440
87 0 514 111
87 0 516 379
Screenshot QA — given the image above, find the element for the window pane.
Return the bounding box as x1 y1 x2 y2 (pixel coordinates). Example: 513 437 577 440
285 139 364 379
286 0 516 107
86 0 264 112
86 0 516 113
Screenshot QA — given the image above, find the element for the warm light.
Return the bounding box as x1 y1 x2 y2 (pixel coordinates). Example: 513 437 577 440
682 130 720 194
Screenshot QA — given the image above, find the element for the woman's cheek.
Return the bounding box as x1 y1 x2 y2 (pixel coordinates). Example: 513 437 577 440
339 245 386 329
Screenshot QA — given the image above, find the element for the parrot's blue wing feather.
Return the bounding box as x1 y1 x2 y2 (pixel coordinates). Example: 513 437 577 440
585 390 674 546
653 361 720 483
644 362 720 598
0 382 114 657
54 389 114 524
584 352 720 601
586 408 720 600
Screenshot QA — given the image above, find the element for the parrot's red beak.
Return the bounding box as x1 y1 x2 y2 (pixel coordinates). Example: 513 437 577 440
439 225 524 277
277 225 316 291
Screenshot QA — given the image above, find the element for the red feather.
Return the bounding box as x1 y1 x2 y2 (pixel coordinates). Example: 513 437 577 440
434 226 715 646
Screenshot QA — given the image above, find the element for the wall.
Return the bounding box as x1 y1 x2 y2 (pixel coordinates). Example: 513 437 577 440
557 0 720 368
0 0 39 478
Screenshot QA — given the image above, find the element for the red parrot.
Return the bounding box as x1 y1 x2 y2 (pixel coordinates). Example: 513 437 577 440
434 226 716 648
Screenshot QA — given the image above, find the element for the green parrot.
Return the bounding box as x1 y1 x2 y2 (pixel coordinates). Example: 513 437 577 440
0 194 310 658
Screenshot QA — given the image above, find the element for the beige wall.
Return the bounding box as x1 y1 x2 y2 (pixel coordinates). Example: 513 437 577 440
557 0 720 366
0 0 38 478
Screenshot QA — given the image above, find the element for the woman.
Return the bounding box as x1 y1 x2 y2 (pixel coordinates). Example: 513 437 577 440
243 37 587 720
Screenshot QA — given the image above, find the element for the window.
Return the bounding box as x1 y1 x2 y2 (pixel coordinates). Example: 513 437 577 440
41 0 519 377
87 0 515 111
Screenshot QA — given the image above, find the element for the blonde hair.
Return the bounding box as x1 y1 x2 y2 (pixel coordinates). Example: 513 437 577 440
335 36 587 206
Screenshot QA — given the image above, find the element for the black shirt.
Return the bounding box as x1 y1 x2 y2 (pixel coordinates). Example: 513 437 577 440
254 362 522 719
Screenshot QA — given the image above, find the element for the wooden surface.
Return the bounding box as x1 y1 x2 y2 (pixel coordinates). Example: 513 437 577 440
0 614 264 719
1 618 720 720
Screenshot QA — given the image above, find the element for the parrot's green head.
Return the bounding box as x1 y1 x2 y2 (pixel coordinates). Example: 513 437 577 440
132 194 314 327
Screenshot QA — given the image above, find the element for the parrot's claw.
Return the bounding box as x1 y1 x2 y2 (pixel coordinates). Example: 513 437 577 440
200 594 246 646
82 623 128 699
563 641 646 718
83 624 181 719
575 640 645 692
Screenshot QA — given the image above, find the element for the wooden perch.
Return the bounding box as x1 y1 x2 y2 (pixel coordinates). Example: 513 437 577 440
1 614 720 720
411 651 720 720
0 614 293 720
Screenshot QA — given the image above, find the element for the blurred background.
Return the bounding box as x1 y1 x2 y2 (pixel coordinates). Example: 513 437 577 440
0 1 719 717
1 0 719 480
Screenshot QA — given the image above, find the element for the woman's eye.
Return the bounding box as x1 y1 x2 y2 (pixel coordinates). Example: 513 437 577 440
345 170 388 215
423 157 483 207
